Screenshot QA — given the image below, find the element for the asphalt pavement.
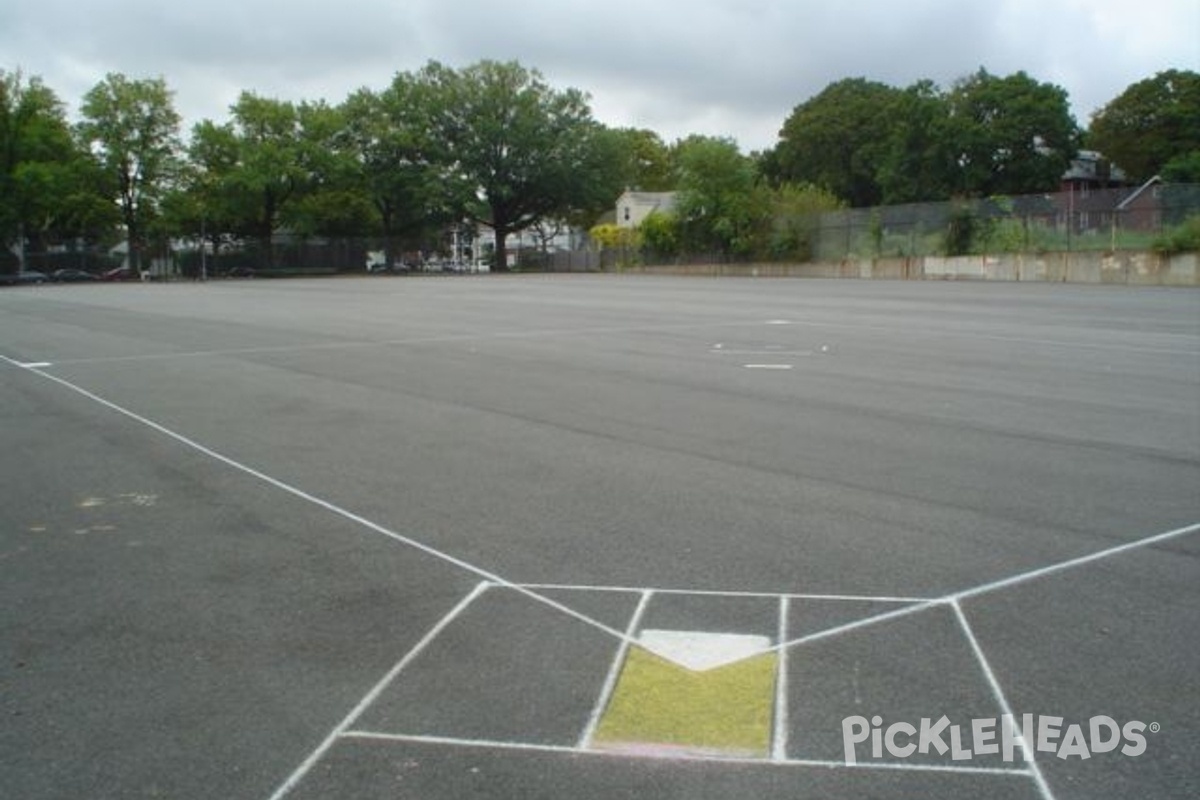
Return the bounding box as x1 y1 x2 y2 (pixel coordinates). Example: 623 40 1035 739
2 275 1197 799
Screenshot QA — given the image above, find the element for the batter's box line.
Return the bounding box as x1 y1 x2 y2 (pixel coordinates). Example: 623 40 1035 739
336 730 1037 779
516 580 937 605
266 580 1037 800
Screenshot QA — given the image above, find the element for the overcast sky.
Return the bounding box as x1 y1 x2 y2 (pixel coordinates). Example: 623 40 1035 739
4 0 1197 152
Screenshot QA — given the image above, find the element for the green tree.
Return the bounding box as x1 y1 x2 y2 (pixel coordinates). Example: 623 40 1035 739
673 135 767 257
224 92 307 257
1089 70 1200 181
767 182 845 261
286 100 378 238
1 70 117 269
943 69 1079 197
175 118 245 253
877 80 953 204
638 210 680 259
338 82 457 263
78 73 181 272
771 78 903 206
414 60 604 270
607 127 674 192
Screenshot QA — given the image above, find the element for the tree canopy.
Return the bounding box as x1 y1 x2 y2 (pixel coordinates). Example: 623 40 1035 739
1088 69 1200 182
2 61 1196 274
769 70 1079 206
408 60 614 269
77 73 181 269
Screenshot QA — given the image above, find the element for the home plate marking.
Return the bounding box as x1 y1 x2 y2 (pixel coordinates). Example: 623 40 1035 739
639 629 770 672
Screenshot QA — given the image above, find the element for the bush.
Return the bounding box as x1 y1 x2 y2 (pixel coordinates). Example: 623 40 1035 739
943 206 979 256
1152 215 1200 255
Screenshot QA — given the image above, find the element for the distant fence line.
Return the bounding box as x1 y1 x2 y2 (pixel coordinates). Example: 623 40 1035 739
10 185 1198 278
792 185 1200 263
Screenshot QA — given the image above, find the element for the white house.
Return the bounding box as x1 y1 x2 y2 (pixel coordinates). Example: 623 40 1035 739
616 190 678 229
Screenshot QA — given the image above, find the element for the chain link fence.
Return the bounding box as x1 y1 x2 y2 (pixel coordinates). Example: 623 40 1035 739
796 184 1199 262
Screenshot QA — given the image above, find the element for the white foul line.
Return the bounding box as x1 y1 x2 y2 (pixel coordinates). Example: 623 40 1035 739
765 519 1200 659
4 353 1197 796
337 731 1033 777
265 580 490 800
948 521 1200 603
772 595 791 762
951 600 1056 800
0 354 634 651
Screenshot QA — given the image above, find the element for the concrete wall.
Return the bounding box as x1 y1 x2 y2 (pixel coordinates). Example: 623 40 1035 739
630 251 1199 286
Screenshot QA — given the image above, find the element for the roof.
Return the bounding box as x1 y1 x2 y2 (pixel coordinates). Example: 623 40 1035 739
1117 176 1163 210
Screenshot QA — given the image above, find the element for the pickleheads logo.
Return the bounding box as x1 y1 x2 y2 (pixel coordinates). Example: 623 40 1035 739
841 714 1156 765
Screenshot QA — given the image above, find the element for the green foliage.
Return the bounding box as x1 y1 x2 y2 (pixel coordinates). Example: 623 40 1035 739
607 128 673 192
1152 215 1200 255
1161 151 1200 183
1089 70 1200 181
411 60 606 269
638 211 680 258
1 69 117 257
877 80 953 204
944 69 1079 197
943 206 980 256
772 78 901 207
772 70 1078 207
673 135 767 256
768 183 845 261
588 223 636 250
78 73 182 268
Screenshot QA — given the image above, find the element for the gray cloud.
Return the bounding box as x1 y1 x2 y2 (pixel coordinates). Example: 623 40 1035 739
4 0 1197 150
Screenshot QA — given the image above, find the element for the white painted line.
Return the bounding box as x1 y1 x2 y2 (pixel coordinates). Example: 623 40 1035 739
516 581 936 604
0 354 635 651
949 521 1200 603
16 361 53 368
772 595 790 762
266 580 491 800
639 629 771 672
743 363 794 370
764 320 793 325
763 519 1200 659
711 349 813 356
767 600 943 657
339 730 1034 776
577 590 652 749
952 600 1056 800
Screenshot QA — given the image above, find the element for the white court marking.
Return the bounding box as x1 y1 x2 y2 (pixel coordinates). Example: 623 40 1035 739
638 629 772 672
2 352 1196 800
277 581 1037 798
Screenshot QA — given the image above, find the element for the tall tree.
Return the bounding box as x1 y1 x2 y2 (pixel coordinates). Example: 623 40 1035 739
943 69 1079 197
1 70 115 267
771 78 903 206
673 135 767 256
78 73 181 272
877 80 954 204
608 127 674 192
224 92 306 255
339 81 459 262
1088 70 1200 181
415 60 603 270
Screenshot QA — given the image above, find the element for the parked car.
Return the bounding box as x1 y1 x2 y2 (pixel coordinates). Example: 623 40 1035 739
51 269 98 283
100 266 134 282
0 270 49 286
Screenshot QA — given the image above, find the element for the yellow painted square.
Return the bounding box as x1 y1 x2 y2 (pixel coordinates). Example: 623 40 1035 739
592 646 777 757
